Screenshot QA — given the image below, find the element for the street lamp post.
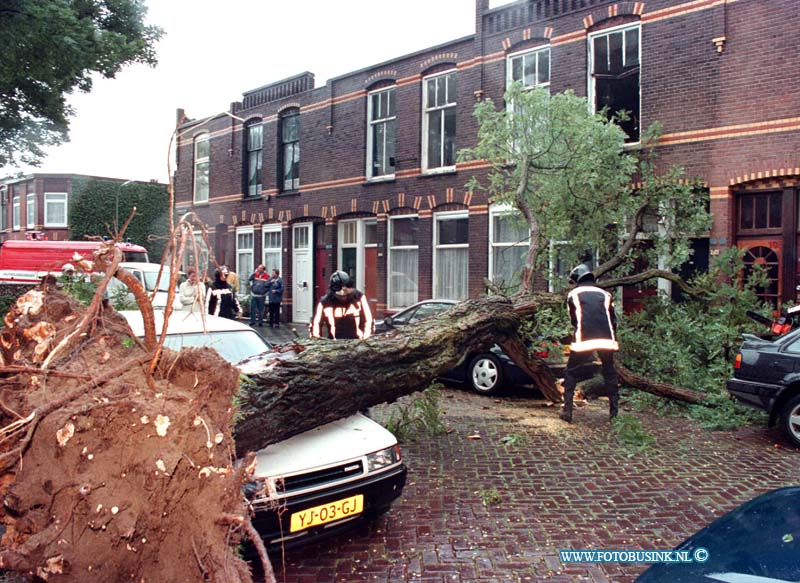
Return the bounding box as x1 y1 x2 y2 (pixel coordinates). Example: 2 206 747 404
116 180 135 232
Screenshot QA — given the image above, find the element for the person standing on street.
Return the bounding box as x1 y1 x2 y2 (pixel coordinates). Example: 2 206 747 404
560 263 620 423
223 265 240 295
248 264 270 327
267 268 284 328
310 271 373 340
207 267 241 320
178 267 206 312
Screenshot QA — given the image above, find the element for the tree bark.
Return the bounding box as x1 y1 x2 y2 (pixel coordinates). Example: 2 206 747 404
614 362 711 405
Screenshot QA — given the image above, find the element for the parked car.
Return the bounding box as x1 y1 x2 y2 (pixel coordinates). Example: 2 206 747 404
636 486 800 582
121 310 407 548
727 328 800 447
376 299 568 395
108 262 185 310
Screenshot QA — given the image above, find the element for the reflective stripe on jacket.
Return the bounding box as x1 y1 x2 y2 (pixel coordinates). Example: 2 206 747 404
567 284 618 352
311 291 373 340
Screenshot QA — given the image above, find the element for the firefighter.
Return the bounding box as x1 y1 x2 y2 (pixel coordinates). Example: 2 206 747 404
560 263 620 423
311 271 374 340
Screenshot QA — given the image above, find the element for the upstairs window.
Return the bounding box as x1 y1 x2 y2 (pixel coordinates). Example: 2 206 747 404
589 24 640 142
26 193 35 229
367 87 396 180
280 109 300 192
12 195 20 230
45 193 68 227
507 47 550 90
193 133 210 204
246 122 263 197
422 71 457 173
0 187 6 231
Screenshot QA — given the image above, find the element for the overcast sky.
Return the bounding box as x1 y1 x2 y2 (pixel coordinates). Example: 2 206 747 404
12 0 501 183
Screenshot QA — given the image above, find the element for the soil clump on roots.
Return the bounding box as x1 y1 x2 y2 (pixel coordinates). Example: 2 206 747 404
0 288 257 582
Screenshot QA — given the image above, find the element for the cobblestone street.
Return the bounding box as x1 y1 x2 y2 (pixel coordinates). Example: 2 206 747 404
271 387 800 583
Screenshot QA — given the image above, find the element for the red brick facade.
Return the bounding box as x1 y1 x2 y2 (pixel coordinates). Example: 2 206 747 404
174 0 800 320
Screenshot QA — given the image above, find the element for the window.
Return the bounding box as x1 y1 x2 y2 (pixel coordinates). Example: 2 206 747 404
236 227 254 295
26 193 35 229
367 87 396 180
280 109 300 191
388 216 419 309
422 71 457 173
433 212 468 300
0 187 6 231
44 192 68 227
12 195 20 230
194 134 210 204
262 226 282 274
739 192 782 231
489 206 530 293
589 24 640 142
246 122 263 197
507 47 550 90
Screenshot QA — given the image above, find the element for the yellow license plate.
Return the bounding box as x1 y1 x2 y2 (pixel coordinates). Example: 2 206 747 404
290 494 364 532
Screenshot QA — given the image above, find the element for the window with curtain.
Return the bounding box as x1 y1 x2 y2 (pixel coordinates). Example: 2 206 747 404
434 213 468 300
246 122 263 197
388 216 419 309
490 208 530 293
44 193 68 227
26 193 35 229
280 109 300 191
367 87 396 180
262 227 282 273
194 134 210 203
12 195 20 230
422 71 457 172
236 228 254 295
590 24 640 142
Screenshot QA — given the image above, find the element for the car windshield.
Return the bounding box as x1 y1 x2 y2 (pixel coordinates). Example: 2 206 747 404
161 330 270 365
142 269 174 292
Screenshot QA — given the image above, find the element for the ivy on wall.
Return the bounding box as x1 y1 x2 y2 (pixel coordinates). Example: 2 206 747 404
69 178 172 262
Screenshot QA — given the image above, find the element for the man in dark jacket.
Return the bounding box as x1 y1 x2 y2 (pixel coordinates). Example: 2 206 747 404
207 267 242 320
310 271 373 340
560 263 619 423
267 268 284 328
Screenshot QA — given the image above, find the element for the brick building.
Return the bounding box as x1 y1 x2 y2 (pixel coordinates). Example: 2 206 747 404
174 0 800 323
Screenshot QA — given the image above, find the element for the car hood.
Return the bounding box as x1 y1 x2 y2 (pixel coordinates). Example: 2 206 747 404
252 413 397 479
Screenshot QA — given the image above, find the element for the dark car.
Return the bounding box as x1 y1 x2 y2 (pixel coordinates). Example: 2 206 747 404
377 299 566 395
636 486 800 582
727 328 800 446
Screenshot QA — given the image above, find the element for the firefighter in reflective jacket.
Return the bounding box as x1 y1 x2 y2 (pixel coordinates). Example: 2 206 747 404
560 264 620 423
311 271 374 340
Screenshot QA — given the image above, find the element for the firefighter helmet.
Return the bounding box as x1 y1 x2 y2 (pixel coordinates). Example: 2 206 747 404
329 270 352 292
568 263 594 284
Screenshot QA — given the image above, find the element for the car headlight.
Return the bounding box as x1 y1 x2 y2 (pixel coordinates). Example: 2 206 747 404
366 445 401 472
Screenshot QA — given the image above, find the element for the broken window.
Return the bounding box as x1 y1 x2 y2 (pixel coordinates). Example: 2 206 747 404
590 25 640 142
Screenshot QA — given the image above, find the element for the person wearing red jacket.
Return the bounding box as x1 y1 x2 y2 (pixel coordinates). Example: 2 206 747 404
560 263 619 423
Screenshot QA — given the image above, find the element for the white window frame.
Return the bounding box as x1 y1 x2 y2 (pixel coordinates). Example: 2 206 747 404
12 195 20 231
0 187 7 231
44 192 68 227
421 70 457 175
261 224 282 274
387 214 420 310
366 86 396 181
587 22 641 144
506 46 551 91
193 133 210 204
433 210 469 299
26 193 35 229
337 218 376 291
488 204 530 291
235 226 254 295
246 122 263 198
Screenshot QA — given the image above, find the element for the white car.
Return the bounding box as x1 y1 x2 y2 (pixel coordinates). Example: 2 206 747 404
109 262 184 310
121 310 406 548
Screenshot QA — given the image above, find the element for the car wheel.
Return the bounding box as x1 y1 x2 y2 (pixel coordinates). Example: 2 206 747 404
780 394 800 447
469 354 503 395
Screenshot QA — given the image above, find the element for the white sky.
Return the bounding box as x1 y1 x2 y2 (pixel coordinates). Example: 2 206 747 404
11 0 493 183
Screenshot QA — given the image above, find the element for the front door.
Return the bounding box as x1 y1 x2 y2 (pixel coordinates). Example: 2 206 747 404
292 223 313 323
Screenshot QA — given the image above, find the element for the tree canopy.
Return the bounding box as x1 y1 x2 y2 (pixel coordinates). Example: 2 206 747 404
459 84 712 292
0 0 162 168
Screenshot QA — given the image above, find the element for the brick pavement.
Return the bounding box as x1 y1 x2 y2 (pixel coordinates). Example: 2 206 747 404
269 388 800 583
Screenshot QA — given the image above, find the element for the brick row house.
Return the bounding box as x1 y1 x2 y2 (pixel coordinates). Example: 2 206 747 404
173 0 800 323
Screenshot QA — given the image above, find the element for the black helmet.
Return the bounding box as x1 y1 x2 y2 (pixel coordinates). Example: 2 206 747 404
568 263 594 284
329 270 352 292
